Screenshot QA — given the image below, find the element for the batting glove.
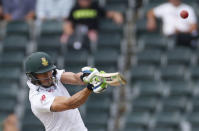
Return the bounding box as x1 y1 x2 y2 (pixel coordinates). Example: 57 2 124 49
92 80 108 93
81 66 99 83
90 70 108 93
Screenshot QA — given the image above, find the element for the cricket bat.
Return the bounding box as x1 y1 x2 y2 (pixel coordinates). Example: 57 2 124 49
95 72 127 86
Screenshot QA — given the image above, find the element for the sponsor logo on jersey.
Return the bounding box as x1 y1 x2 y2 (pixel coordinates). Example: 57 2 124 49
41 94 46 101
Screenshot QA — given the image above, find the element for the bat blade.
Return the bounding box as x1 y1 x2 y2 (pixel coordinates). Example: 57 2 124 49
96 72 127 86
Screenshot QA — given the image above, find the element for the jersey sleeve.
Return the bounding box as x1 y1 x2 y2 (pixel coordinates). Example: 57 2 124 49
187 7 197 24
30 92 55 113
153 4 166 18
56 69 65 81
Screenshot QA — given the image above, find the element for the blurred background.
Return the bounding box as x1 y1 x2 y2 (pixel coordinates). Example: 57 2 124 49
0 0 199 131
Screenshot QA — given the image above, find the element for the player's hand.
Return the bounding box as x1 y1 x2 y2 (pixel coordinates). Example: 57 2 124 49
82 68 108 93
81 66 99 83
88 78 108 93
90 70 108 93
86 81 107 93
92 81 108 93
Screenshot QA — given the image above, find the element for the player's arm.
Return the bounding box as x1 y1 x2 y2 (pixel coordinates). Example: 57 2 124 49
50 87 92 112
60 72 85 85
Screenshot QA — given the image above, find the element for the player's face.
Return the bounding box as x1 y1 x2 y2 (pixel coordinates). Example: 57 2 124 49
78 0 91 8
36 71 53 87
169 0 181 6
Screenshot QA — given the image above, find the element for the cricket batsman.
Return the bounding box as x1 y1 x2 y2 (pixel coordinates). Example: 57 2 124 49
24 52 108 131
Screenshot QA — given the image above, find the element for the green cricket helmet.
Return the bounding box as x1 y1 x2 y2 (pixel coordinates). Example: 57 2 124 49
25 52 56 74
25 52 57 86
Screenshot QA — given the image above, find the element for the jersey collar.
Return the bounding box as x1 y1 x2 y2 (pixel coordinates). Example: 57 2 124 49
27 80 57 92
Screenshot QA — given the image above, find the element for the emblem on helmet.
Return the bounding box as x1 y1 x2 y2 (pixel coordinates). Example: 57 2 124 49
41 57 48 66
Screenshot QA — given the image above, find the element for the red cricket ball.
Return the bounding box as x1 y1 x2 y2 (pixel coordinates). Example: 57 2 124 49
180 10 189 19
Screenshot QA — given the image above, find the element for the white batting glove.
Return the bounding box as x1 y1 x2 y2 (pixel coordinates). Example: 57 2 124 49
86 75 108 93
89 70 108 93
81 67 108 93
91 79 108 93
81 66 99 83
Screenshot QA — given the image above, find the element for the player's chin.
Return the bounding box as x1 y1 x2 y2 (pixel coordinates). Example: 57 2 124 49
43 80 53 87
